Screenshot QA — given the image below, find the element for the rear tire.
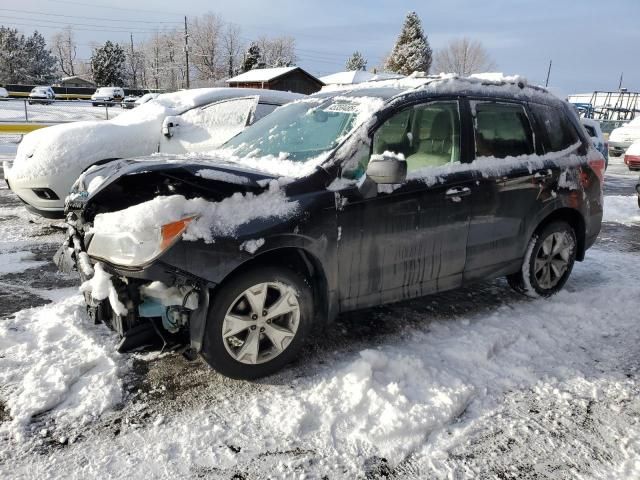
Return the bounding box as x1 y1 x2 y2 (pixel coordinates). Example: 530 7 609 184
507 221 577 298
201 266 313 380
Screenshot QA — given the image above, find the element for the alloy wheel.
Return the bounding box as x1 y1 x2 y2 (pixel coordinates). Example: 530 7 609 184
533 231 574 290
221 282 300 365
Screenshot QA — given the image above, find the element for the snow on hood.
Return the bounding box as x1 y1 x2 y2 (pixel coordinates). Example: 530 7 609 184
91 180 298 243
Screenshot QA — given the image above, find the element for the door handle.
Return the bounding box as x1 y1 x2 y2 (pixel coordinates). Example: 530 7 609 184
445 187 471 199
533 169 553 180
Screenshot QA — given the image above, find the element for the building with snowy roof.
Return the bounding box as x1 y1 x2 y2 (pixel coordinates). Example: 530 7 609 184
226 67 324 95
57 75 96 88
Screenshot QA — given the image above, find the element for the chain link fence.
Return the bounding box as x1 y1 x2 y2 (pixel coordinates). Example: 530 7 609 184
0 98 124 124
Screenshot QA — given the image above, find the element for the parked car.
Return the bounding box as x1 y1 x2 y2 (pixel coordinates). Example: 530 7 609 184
56 75 605 380
608 117 640 157
28 86 55 104
0 86 9 100
91 87 125 106
581 118 608 168
4 88 305 217
624 140 640 171
121 95 139 109
135 93 160 106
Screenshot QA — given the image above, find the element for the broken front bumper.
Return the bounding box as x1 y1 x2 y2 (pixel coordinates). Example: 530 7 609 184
54 226 210 354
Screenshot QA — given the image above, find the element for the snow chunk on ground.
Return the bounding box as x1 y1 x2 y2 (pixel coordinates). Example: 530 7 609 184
92 181 298 243
0 251 47 275
603 195 640 225
0 295 125 440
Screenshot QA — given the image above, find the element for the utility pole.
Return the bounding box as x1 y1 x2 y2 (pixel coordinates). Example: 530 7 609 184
618 72 624 90
184 16 190 89
545 60 552 87
130 33 136 89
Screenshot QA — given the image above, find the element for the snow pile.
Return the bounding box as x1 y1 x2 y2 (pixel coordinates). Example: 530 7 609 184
0 251 47 275
80 263 127 316
91 181 298 243
603 195 640 225
0 295 125 440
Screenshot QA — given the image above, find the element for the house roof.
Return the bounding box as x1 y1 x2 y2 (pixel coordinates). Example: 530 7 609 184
226 66 322 84
60 75 95 83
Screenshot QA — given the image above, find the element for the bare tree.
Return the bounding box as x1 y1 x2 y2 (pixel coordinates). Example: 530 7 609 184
432 37 496 76
125 35 145 88
256 35 296 67
51 26 77 76
190 13 224 81
222 23 244 78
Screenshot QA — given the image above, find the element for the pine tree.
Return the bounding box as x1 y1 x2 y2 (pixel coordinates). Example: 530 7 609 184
241 42 261 73
0 27 28 84
90 41 126 86
345 51 367 71
384 12 432 76
24 31 57 84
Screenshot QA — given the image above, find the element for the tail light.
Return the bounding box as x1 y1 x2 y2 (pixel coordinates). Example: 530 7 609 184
588 156 606 185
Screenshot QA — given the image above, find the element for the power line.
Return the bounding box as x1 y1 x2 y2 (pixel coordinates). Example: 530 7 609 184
44 0 184 17
0 19 158 34
0 14 163 32
0 8 181 24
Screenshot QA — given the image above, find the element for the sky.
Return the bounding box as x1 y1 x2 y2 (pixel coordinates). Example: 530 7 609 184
5 0 640 94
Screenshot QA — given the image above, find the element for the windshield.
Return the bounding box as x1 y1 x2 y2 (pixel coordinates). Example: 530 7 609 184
32 87 48 92
223 98 368 162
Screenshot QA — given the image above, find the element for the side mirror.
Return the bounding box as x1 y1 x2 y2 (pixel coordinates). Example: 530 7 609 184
162 116 180 138
366 153 407 184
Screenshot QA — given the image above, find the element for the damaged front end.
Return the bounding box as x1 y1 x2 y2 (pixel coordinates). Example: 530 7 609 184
55 156 275 355
55 223 209 355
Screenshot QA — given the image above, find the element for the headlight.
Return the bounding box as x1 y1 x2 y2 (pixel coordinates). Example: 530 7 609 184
87 217 194 267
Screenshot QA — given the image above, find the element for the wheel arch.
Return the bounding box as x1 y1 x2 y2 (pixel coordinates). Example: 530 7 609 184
532 207 586 261
216 246 331 326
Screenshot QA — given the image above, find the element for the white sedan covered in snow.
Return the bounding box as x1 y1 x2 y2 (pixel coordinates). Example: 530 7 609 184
4 88 304 217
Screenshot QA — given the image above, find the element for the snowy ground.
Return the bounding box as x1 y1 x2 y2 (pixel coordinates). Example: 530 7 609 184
0 99 122 123
0 148 639 479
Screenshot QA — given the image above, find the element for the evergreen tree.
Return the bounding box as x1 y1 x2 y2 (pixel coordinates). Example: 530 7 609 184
241 42 260 73
24 31 57 84
345 51 367 71
0 27 27 84
90 41 126 86
384 12 432 76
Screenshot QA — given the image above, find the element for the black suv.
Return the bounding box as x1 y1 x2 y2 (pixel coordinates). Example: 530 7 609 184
58 76 605 379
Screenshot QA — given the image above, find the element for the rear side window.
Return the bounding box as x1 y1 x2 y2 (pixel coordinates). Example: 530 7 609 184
530 103 580 153
473 102 534 158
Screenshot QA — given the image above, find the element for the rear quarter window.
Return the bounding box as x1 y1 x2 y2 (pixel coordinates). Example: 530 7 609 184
530 103 580 153
473 102 535 158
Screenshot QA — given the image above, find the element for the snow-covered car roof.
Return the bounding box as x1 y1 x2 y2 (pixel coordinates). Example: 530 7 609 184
318 72 563 109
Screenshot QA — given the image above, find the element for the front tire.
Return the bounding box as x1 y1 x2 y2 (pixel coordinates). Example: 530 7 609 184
201 266 313 380
507 221 577 298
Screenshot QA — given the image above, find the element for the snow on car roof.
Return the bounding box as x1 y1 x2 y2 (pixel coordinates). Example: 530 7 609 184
321 72 561 106
226 67 301 83
152 87 305 112
319 70 404 85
